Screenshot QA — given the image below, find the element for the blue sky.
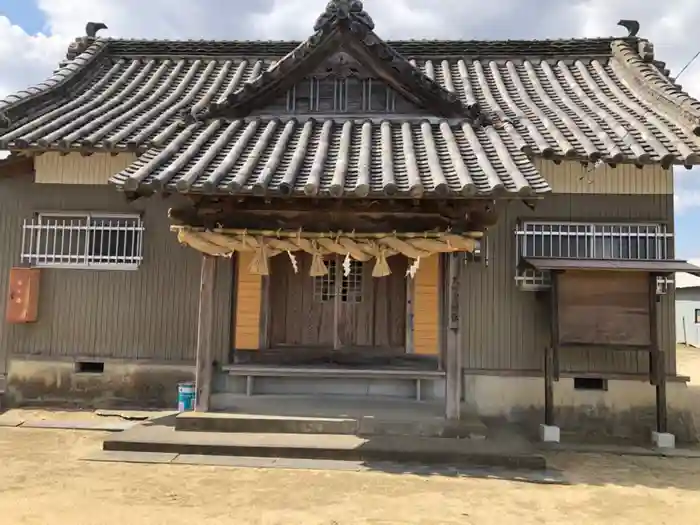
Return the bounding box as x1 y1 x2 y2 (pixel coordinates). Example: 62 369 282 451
0 0 699 259
0 0 46 35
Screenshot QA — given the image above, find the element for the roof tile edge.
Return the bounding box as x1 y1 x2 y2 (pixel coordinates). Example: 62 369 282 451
611 39 700 137
0 39 109 129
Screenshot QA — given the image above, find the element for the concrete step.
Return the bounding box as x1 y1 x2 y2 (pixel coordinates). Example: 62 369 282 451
175 411 488 438
103 425 546 470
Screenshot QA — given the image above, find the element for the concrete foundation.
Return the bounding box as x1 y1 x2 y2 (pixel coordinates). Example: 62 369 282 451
539 424 560 443
463 374 697 444
651 431 676 449
5 359 194 409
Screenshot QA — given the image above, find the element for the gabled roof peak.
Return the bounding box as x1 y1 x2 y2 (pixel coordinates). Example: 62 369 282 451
182 1 472 123
314 1 375 32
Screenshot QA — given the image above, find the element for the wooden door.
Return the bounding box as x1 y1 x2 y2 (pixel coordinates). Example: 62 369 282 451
268 253 335 347
268 253 407 350
337 255 407 349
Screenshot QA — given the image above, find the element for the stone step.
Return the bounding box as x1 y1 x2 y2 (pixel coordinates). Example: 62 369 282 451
175 411 488 438
103 425 547 471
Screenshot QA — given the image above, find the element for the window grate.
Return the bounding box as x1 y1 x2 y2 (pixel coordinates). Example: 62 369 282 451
515 221 673 291
21 213 144 270
286 77 399 114
341 259 363 304
313 259 337 302
312 258 365 303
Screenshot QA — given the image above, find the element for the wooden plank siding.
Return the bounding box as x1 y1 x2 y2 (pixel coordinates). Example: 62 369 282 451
460 193 676 376
536 160 673 195
0 173 233 364
234 252 262 350
413 255 440 355
34 152 136 185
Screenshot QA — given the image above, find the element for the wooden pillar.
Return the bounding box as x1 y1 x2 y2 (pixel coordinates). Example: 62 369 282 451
405 276 415 353
445 253 462 420
648 273 668 433
545 271 561 426
195 254 216 412
258 275 271 350
333 255 342 351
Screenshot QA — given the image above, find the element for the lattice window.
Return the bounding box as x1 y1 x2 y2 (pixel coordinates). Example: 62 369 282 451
21 212 144 270
340 259 363 303
515 221 673 291
312 258 364 303
313 259 337 302
286 77 400 114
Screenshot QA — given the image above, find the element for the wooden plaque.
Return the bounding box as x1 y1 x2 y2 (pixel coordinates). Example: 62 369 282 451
6 267 40 324
557 270 650 347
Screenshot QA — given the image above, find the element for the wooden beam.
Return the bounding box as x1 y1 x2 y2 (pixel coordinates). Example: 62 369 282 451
333 255 342 351
194 255 216 412
445 253 462 420
550 271 561 382
174 196 498 225
405 275 415 353
544 346 555 426
258 275 271 350
648 274 668 433
169 207 494 234
544 271 561 427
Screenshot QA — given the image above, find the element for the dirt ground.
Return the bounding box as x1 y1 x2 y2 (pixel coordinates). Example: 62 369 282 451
0 348 697 525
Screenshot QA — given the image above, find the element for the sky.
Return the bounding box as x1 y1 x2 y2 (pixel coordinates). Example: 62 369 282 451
0 0 699 258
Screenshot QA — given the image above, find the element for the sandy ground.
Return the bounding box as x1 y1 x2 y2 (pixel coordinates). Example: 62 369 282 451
1 425 700 524
0 349 698 524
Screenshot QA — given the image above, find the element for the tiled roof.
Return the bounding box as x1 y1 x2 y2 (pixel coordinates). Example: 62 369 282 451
110 117 547 197
2 34 700 169
1 45 700 168
0 2 699 203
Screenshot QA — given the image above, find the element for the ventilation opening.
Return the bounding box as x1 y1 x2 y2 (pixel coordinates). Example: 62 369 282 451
75 361 105 374
574 377 607 391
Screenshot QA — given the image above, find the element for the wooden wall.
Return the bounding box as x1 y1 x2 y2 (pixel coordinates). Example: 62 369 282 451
459 192 676 376
34 152 136 185
536 160 673 195
234 252 262 350
0 172 233 364
413 255 440 355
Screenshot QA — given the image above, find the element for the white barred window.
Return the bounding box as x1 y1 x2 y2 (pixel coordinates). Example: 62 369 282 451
515 221 673 291
21 212 145 270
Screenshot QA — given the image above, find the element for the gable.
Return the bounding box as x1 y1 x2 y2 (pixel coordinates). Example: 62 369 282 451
252 52 425 116
35 152 136 185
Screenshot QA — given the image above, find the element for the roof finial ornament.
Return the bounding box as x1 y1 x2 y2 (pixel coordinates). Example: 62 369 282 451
85 22 108 38
617 19 640 37
314 1 375 32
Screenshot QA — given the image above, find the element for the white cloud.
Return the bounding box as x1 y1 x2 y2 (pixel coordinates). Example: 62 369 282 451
0 15 66 98
675 190 700 213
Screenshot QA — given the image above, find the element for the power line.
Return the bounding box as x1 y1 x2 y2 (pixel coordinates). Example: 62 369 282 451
676 49 700 81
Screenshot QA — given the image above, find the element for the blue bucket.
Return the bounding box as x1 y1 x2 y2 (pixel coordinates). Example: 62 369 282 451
177 381 196 412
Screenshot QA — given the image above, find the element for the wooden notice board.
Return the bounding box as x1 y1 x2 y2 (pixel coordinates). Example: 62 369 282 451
6 267 40 323
557 270 651 347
